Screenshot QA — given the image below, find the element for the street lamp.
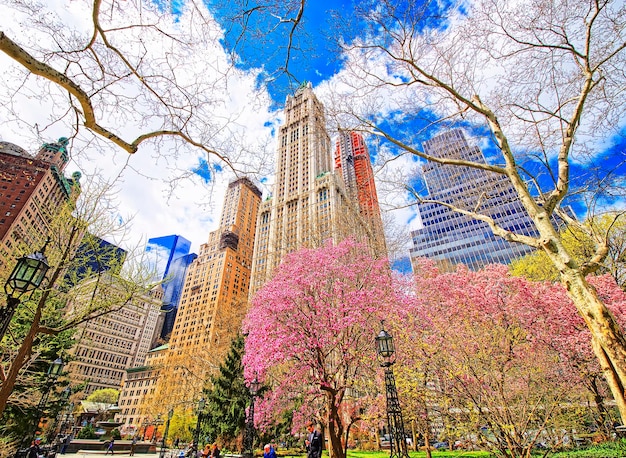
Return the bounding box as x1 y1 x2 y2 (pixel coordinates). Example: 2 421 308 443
243 377 260 458
32 357 64 442
1 240 50 340
56 386 72 437
192 398 206 456
376 327 409 458
160 409 174 458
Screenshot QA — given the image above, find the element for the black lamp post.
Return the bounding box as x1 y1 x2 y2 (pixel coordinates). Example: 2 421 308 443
160 409 174 458
192 398 206 456
32 357 64 442
56 386 72 437
243 377 260 458
2 241 50 340
376 327 409 458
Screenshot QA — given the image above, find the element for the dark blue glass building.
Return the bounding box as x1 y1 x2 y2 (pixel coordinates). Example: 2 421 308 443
146 234 196 340
65 235 127 288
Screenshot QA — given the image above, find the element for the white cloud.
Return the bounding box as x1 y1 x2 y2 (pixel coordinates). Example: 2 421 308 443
0 0 279 254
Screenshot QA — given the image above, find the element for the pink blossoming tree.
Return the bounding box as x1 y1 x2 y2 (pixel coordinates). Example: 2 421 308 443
243 239 408 458
395 260 626 457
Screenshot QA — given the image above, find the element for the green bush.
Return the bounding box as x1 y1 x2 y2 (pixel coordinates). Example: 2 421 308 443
111 429 122 440
76 424 98 440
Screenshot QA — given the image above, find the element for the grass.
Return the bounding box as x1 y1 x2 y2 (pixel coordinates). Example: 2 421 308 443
342 441 626 458
345 451 490 458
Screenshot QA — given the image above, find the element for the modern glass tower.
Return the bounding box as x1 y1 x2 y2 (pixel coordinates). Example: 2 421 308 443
409 129 537 270
146 234 195 340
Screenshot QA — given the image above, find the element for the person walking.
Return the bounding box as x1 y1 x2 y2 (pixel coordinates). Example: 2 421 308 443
60 435 71 455
210 443 220 458
105 438 115 455
129 436 138 456
27 438 43 458
305 422 323 458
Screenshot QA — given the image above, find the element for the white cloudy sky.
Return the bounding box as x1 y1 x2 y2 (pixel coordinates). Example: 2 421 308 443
2 0 623 263
0 0 423 260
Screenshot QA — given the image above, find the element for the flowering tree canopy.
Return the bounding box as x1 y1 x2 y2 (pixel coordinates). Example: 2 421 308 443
243 239 407 458
395 260 626 457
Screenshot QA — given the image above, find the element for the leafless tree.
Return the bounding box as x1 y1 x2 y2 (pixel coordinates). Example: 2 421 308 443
320 0 626 422
0 0 274 179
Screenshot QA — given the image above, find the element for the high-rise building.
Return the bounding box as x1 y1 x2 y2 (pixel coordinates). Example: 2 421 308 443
250 83 383 294
64 235 127 288
145 234 196 340
159 252 197 341
65 279 163 395
144 177 262 414
335 130 386 254
115 343 169 436
409 129 537 270
146 235 192 280
0 138 81 264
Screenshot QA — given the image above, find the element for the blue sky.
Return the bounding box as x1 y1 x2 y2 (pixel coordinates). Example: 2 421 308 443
205 0 626 219
1 0 624 268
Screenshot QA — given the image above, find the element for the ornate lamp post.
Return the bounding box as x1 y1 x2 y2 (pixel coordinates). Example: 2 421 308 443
32 357 64 441
2 240 50 340
376 326 409 458
243 377 260 458
56 386 72 437
160 409 174 458
192 398 206 456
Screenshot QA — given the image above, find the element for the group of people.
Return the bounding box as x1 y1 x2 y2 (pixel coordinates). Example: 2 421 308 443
200 442 220 458
24 421 324 458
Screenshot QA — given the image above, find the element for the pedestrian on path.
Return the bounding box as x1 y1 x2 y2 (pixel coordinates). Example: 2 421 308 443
105 438 115 455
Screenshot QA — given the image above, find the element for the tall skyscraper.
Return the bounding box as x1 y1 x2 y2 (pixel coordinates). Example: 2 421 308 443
65 280 163 395
145 234 196 340
144 177 262 414
159 252 197 340
409 129 537 270
146 235 192 280
250 83 383 294
335 130 386 254
0 138 81 264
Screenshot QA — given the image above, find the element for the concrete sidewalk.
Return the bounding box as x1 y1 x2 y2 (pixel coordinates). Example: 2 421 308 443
59 452 175 458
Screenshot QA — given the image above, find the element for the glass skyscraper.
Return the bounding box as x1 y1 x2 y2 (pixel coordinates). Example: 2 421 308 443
409 129 537 270
146 234 195 340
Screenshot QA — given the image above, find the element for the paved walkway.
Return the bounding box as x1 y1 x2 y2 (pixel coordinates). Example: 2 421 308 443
59 452 178 458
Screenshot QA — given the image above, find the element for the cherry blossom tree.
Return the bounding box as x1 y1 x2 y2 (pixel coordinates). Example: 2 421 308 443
242 239 407 458
396 260 626 457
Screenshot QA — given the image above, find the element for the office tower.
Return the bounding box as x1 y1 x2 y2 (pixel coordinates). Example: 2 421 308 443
64 235 127 288
250 83 381 294
146 235 192 280
335 130 386 255
65 279 163 395
145 234 196 340
409 129 537 270
146 176 261 412
115 343 169 436
159 252 197 340
0 138 81 265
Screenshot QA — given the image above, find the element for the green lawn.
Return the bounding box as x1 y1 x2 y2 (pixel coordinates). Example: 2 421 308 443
276 441 626 458
346 452 490 458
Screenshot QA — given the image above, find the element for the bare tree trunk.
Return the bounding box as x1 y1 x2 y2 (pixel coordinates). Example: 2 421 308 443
325 392 346 458
0 301 43 413
540 230 626 421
